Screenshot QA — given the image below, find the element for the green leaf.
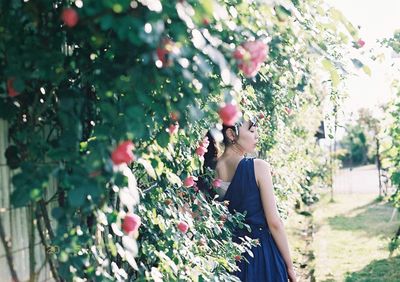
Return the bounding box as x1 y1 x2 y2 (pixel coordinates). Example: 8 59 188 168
137 158 157 179
68 187 86 207
322 59 340 87
362 65 372 76
157 131 170 148
166 172 182 186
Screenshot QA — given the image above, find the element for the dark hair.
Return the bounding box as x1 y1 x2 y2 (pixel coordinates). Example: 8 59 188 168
198 116 258 198
203 130 219 170
196 130 222 199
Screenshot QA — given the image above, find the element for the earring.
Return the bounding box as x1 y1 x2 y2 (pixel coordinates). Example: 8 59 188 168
231 139 235 144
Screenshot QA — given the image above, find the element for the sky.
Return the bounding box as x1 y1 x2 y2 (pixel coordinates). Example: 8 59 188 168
324 0 400 138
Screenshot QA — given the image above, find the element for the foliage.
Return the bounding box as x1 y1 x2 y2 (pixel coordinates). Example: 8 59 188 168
338 108 380 167
0 0 362 280
381 33 400 252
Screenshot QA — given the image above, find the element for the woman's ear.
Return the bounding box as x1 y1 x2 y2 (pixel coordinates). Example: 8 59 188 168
225 128 236 142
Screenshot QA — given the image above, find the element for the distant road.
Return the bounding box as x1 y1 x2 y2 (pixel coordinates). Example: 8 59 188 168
333 164 381 194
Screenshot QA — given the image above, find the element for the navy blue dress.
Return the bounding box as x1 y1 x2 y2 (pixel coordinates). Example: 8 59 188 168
223 158 288 281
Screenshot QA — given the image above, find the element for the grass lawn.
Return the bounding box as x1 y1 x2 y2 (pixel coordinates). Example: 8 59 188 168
312 189 400 282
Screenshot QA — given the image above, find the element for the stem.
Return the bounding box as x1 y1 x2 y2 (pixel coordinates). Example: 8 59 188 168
36 213 60 282
0 216 20 282
28 205 36 282
45 191 59 205
38 199 54 239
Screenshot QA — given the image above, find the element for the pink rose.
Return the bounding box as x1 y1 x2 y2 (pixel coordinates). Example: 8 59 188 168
183 176 195 187
218 103 239 126
122 213 141 234
61 8 79 28
177 221 189 233
168 123 179 135
195 146 207 156
357 39 365 48
234 40 268 77
200 136 210 149
111 141 135 165
212 178 222 188
284 107 292 116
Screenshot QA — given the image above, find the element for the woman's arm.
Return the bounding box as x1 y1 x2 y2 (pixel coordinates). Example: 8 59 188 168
254 159 296 274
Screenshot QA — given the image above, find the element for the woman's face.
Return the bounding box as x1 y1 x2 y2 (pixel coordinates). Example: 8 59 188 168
236 120 259 154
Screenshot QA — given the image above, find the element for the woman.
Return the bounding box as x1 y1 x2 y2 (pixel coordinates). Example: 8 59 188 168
203 115 297 282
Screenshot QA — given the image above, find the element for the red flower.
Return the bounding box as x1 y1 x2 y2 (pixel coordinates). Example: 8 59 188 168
177 221 189 233
7 78 20 97
61 8 79 28
202 18 211 25
212 178 222 188
218 103 239 126
357 39 365 48
259 113 265 119
164 198 173 205
284 107 292 116
234 255 242 261
122 213 141 234
183 176 195 187
168 123 179 135
111 141 135 165
170 111 180 121
199 136 210 149
195 146 207 157
234 40 268 77
157 38 175 67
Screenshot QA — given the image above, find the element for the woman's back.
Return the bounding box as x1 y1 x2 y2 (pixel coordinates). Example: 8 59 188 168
217 157 288 281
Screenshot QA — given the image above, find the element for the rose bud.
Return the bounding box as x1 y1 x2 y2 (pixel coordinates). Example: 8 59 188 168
212 178 222 188
183 176 195 188
177 221 189 233
111 141 135 165
218 103 239 126
168 123 179 135
195 146 207 157
200 136 210 148
61 8 79 28
122 213 141 234
234 40 268 77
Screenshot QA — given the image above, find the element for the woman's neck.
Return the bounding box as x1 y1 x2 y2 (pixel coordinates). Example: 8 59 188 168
223 143 245 158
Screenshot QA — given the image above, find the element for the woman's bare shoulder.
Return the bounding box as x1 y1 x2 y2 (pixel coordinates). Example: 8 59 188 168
253 158 272 183
254 158 271 171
